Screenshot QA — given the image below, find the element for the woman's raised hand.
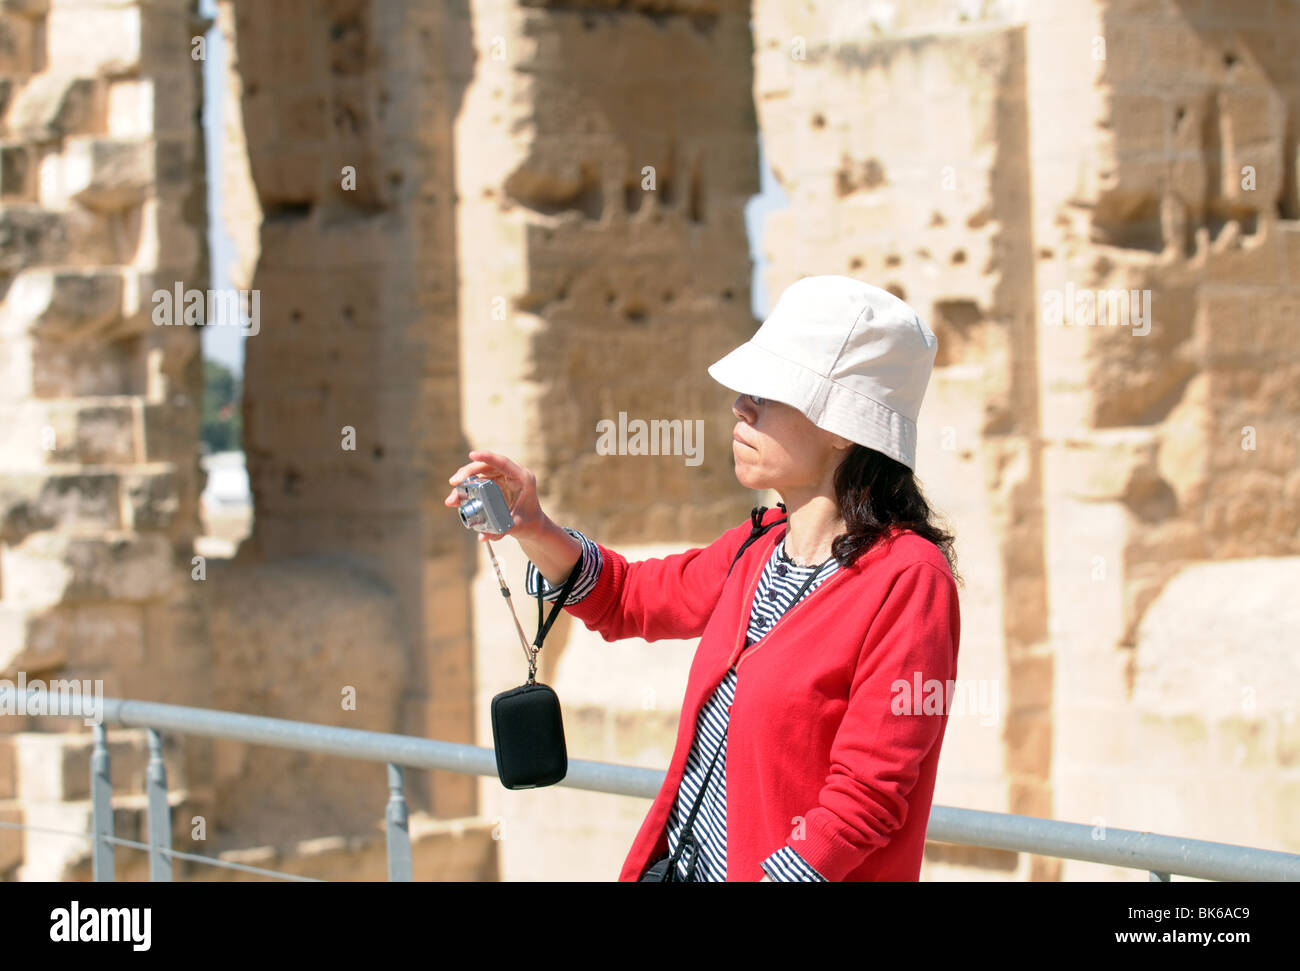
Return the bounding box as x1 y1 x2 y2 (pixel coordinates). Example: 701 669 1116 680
445 449 547 542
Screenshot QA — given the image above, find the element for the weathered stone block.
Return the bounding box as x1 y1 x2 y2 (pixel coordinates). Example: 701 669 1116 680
0 11 38 75
138 2 196 73
107 78 155 138
423 556 470 643
0 469 122 544
204 555 409 846
46 3 142 74
246 148 322 210
1205 229 1285 285
0 0 49 16
0 737 14 799
1051 430 1160 502
1138 22 1218 84
0 206 64 272
1104 90 1169 157
190 813 497 882
0 605 68 672
0 803 20 874
1 532 177 605
0 398 137 465
122 465 180 531
56 399 138 464
13 603 146 672
1203 289 1300 357
0 204 128 271
0 141 30 199
1215 85 1287 161
13 728 190 802
29 335 144 398
133 195 203 271
5 74 102 140
142 397 199 463
61 136 157 212
139 598 213 706
0 269 125 343
1284 224 1300 283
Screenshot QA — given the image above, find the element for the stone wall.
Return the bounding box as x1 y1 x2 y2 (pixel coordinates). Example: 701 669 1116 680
1031 0 1300 877
0 0 209 707
451 0 763 881
751 0 1054 879
747 0 1300 880
2 0 1297 882
0 0 212 879
222 0 475 818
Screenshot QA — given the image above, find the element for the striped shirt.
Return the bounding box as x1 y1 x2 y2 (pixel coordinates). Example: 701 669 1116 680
525 526 837 881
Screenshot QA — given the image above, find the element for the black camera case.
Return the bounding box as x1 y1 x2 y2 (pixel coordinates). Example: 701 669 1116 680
490 681 568 789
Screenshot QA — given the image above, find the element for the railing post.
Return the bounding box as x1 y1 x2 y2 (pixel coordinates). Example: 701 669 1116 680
146 729 173 882
91 724 114 882
385 763 412 881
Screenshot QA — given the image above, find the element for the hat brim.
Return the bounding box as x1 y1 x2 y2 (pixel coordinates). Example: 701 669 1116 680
707 340 824 415
708 340 918 471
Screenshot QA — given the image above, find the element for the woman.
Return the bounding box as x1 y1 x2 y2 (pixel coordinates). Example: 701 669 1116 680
446 275 961 882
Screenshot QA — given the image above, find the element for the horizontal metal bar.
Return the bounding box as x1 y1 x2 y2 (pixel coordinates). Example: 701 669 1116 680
89 693 662 798
923 806 1300 882
6 688 1300 882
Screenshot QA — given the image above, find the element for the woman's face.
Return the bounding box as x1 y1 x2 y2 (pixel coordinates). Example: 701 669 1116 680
730 393 849 494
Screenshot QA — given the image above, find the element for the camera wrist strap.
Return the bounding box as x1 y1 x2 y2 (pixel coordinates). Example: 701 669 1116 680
483 540 581 684
530 555 582 684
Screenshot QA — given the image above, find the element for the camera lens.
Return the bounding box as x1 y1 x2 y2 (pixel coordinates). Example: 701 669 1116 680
458 498 486 529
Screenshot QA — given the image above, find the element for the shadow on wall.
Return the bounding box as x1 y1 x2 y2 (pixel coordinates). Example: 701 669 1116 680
203 554 408 849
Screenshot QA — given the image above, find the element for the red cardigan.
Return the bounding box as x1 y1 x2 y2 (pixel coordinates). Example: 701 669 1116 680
560 507 961 882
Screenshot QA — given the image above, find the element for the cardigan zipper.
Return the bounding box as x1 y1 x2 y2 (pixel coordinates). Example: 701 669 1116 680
726 525 854 671
705 524 855 881
734 525 909 672
735 560 854 672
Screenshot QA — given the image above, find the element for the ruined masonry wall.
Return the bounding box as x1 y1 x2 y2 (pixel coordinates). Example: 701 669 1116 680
0 0 212 879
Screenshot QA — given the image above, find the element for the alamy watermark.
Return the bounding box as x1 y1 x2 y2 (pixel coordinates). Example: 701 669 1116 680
0 673 104 726
891 673 999 726
1041 283 1151 337
596 411 704 467
50 901 150 951
152 283 260 336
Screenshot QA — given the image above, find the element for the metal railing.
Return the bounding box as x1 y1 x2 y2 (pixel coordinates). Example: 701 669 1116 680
2 688 1299 882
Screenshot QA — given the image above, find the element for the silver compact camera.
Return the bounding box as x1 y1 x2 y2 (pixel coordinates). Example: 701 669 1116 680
455 474 515 534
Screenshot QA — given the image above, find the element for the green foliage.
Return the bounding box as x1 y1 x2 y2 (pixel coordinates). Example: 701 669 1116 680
201 358 242 454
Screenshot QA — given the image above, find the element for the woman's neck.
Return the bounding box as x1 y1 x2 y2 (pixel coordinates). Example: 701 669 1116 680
779 494 844 566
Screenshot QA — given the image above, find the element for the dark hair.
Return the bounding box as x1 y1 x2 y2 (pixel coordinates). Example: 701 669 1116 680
827 445 962 585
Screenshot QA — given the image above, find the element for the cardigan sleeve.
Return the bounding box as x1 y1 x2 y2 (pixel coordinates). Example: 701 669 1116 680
556 515 759 643
780 561 960 882
760 845 828 882
523 526 604 605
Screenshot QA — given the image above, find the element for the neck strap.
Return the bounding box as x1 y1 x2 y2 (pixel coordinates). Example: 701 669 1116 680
783 552 836 602
726 503 788 578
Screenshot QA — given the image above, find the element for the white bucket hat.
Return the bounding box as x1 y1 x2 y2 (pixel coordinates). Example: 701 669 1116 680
707 275 938 472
